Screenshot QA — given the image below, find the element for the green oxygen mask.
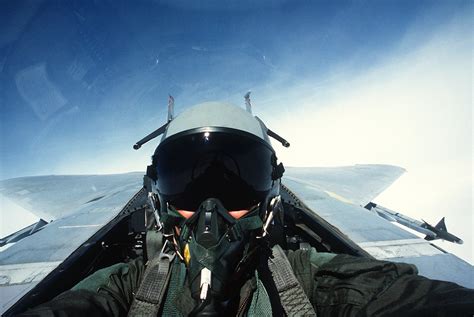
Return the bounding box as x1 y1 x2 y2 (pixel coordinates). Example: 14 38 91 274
175 198 263 316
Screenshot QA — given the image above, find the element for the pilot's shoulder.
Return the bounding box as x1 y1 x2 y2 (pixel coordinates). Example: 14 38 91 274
285 247 337 272
285 247 418 277
316 253 418 277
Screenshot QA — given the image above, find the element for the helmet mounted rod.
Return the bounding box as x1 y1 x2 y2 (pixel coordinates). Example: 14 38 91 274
133 95 290 150
133 121 169 150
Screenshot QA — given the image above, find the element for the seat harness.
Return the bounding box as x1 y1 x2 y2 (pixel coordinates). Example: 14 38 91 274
266 245 317 316
128 241 175 317
128 239 316 316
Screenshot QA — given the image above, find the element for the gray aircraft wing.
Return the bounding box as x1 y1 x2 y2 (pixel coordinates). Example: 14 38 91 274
0 173 145 221
1 165 472 314
284 164 405 207
0 173 144 315
284 164 474 289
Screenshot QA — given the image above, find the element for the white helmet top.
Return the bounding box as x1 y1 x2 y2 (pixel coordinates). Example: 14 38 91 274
161 101 271 145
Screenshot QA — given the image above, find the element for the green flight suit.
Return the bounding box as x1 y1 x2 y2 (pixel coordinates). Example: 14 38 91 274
19 248 474 316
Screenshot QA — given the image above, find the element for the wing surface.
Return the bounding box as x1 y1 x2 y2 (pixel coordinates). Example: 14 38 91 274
0 173 144 221
0 173 143 314
284 164 405 207
283 167 474 289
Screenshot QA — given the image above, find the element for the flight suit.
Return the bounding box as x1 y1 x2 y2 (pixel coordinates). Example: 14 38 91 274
19 248 474 316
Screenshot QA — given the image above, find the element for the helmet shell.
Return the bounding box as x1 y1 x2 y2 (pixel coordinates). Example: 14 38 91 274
146 101 282 221
161 101 271 145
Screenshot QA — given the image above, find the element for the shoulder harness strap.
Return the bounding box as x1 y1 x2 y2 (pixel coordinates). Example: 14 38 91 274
146 229 163 261
268 245 317 316
128 242 175 317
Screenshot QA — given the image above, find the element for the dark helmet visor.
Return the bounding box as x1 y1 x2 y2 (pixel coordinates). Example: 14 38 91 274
154 130 275 210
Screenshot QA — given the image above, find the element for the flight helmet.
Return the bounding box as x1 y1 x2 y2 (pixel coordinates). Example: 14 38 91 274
137 99 288 313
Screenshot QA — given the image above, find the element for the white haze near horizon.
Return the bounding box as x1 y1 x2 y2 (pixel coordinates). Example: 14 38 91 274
261 13 472 264
1 12 472 264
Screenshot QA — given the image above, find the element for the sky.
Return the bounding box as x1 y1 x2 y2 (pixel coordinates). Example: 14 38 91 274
0 1 472 263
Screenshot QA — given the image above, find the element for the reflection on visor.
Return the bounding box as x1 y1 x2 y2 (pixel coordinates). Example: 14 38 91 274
176 208 252 219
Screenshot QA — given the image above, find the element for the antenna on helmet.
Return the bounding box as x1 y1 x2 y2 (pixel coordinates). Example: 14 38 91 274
133 96 175 150
248 92 290 148
255 117 291 148
168 95 175 122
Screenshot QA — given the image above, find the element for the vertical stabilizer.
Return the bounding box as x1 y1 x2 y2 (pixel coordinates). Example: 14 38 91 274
435 217 447 232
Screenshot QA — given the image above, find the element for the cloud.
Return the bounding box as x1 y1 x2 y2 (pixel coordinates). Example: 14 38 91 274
263 12 472 263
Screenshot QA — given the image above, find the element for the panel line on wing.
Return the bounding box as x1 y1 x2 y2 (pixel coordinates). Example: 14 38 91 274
58 224 104 229
358 238 430 248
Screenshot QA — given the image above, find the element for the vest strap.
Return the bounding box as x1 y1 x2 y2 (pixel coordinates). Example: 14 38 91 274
128 246 175 316
268 245 317 316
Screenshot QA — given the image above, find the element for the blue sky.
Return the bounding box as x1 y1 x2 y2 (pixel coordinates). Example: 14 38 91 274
1 0 465 179
0 1 472 262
